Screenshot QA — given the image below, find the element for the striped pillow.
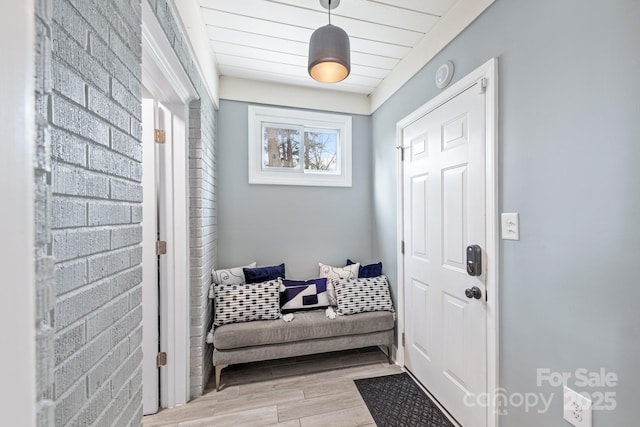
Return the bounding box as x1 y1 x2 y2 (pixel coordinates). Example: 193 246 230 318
213 279 281 326
333 275 394 316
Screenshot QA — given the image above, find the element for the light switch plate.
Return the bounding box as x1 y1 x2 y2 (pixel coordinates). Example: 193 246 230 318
501 213 519 240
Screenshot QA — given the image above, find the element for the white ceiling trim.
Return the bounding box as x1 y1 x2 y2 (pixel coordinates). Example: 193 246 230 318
142 1 198 104
173 0 220 107
219 76 371 115
369 0 495 112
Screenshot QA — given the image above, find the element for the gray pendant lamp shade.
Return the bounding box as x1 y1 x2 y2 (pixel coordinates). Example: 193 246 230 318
308 23 351 83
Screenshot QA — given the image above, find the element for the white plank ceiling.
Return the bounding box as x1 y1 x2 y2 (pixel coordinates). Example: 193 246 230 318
198 0 459 95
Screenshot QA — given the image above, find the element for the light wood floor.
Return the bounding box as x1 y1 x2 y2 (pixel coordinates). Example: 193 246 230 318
143 347 403 427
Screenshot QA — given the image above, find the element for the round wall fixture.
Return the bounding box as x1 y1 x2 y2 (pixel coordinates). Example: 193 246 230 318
435 61 454 89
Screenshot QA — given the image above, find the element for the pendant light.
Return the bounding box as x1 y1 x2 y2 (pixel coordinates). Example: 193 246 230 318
308 0 351 83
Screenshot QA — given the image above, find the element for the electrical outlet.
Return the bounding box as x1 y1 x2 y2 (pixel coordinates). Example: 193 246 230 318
563 386 592 427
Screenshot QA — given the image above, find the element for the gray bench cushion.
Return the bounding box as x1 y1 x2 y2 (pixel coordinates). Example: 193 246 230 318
213 309 394 350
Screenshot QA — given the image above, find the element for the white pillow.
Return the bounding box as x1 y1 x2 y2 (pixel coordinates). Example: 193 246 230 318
318 262 360 305
333 275 394 316
213 279 281 326
212 262 256 285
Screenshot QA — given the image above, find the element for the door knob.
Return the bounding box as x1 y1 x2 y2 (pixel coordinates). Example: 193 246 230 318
465 286 482 299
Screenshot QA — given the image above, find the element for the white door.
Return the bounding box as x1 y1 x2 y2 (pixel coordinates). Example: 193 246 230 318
142 99 175 414
143 97 190 412
403 83 487 427
142 98 160 415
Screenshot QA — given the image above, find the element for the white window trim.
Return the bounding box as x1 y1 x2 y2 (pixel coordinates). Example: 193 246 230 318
248 105 352 187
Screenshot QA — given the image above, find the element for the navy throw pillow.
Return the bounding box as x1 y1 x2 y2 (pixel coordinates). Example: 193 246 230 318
346 259 383 278
243 263 285 284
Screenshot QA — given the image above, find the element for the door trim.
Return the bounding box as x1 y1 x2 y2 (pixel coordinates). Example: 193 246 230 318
0 1 36 425
395 58 499 427
142 0 198 409
141 99 158 415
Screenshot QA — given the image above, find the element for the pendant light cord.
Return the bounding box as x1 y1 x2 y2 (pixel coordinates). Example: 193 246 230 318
328 0 332 24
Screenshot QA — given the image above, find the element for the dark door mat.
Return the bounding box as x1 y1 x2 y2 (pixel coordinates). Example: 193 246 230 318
354 372 455 427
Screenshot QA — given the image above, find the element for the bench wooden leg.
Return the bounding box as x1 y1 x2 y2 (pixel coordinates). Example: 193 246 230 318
215 364 228 392
386 345 393 365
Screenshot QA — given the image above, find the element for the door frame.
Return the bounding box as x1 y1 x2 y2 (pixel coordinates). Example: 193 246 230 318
395 58 499 427
142 0 198 409
0 1 36 425
141 98 159 415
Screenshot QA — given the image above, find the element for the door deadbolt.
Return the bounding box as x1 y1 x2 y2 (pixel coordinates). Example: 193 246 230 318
466 244 482 276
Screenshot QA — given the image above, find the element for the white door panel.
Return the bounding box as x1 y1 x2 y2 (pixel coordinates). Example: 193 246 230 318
410 279 431 360
403 83 487 427
410 174 429 259
442 164 468 271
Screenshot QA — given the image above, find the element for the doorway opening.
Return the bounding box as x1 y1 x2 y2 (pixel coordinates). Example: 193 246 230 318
141 0 197 414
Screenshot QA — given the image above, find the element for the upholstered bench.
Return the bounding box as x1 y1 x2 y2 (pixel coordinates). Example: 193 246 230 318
212 309 395 391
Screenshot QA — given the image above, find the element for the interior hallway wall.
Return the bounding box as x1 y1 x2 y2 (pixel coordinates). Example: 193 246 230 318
46 0 146 424
34 0 218 425
371 0 640 425
217 100 374 280
34 1 56 424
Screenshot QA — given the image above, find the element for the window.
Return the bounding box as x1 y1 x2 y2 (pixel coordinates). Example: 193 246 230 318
248 106 352 187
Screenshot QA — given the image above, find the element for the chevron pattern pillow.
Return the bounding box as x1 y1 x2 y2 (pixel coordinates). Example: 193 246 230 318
280 278 330 313
333 275 394 316
213 279 281 326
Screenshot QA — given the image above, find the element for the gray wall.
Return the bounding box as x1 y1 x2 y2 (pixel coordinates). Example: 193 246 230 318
217 100 373 280
371 0 640 425
34 0 218 425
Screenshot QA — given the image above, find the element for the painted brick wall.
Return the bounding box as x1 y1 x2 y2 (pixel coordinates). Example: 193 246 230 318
34 0 217 423
187 101 217 397
47 0 145 425
146 0 217 398
35 0 56 425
